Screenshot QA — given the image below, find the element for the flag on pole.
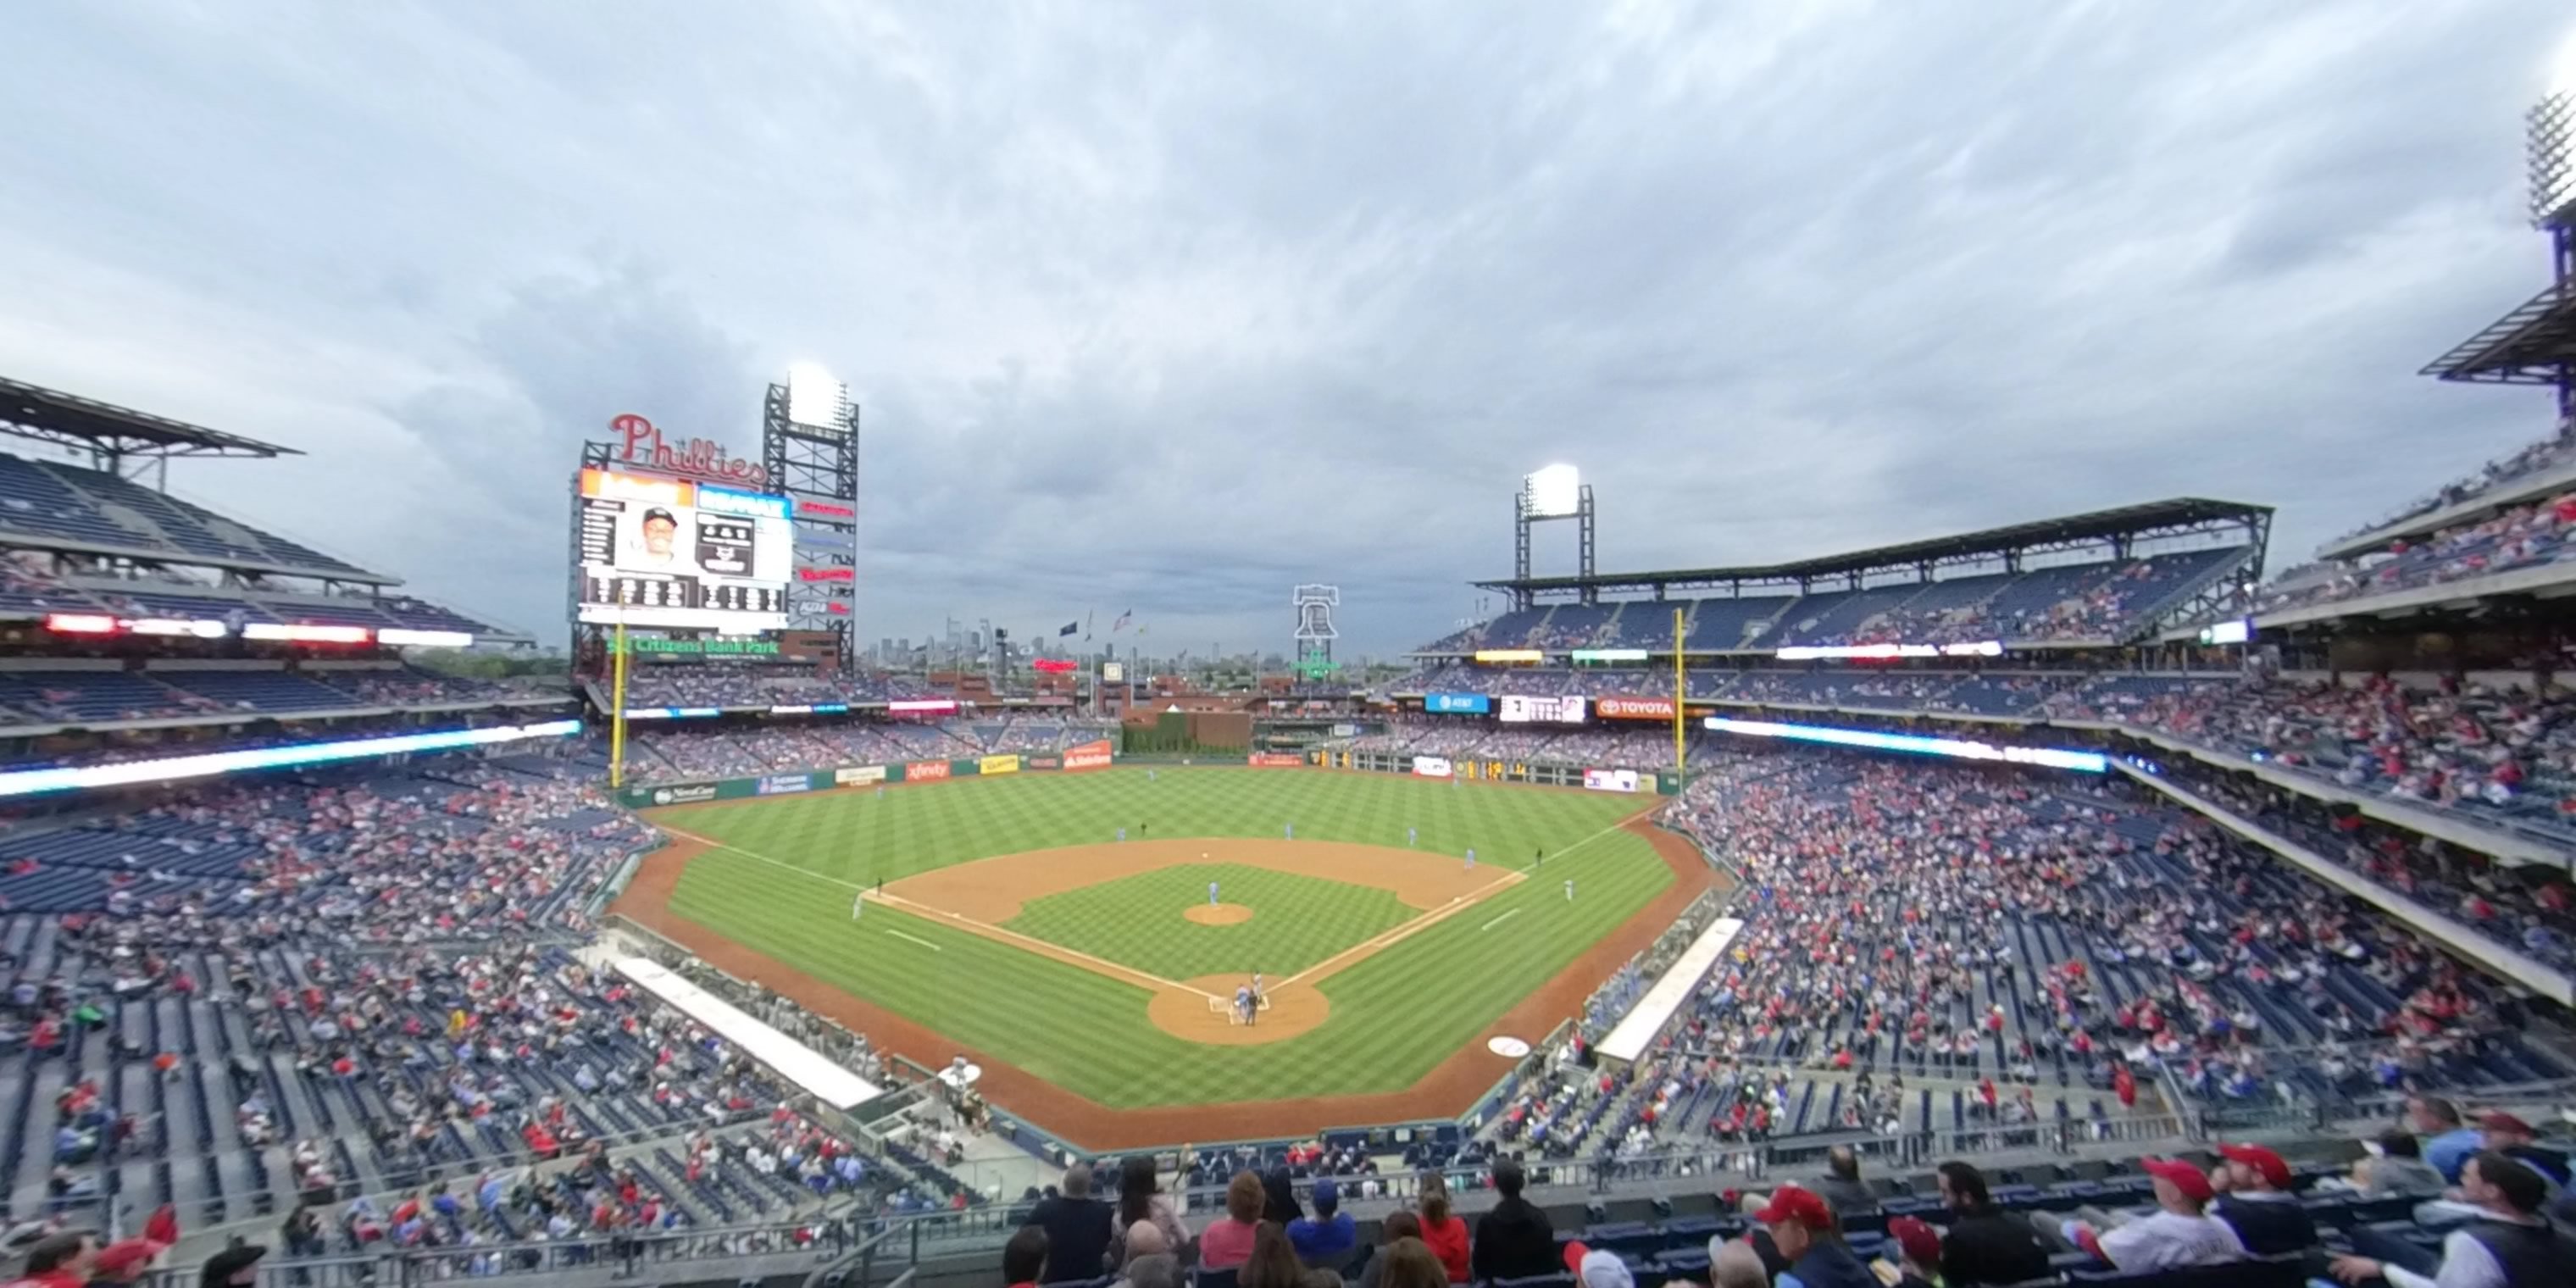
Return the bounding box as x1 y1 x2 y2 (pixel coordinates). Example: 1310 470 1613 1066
1058 621 1079 636
1112 608 1133 633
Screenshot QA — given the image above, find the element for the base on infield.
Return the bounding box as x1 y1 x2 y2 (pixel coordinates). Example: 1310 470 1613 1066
1149 974 1328 1046
1184 902 1253 925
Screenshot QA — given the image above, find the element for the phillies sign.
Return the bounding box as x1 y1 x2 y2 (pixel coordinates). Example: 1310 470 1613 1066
610 414 769 488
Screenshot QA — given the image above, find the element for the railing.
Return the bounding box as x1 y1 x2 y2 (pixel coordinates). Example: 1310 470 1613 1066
149 1218 880 1288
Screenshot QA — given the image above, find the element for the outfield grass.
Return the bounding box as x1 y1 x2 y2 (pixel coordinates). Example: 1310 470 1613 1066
658 768 1673 1108
1006 863 1413 980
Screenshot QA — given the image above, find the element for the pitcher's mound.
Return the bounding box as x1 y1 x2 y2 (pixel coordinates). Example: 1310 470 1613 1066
1185 902 1253 925
1148 974 1330 1046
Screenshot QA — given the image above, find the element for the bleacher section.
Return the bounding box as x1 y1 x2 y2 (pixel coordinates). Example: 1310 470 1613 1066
1444 549 2251 655
0 453 371 576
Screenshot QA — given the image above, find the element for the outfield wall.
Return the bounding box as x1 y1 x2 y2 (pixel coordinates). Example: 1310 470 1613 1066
612 740 1115 808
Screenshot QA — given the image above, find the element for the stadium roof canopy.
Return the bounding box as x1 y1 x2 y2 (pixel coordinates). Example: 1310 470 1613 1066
2419 278 2576 386
1474 497 2272 597
0 375 299 458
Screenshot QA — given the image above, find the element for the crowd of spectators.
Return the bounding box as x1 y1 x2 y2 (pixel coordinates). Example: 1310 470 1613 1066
0 740 1010 1276
2254 491 2576 616
2117 676 2576 829
627 723 979 783
1379 663 2576 850
2323 426 2576 548
2147 764 2576 974
1421 550 2240 659
613 667 931 708
1660 747 2564 1110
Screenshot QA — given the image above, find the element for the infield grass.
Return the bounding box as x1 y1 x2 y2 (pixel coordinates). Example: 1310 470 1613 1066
657 767 1675 1108
1007 864 1413 980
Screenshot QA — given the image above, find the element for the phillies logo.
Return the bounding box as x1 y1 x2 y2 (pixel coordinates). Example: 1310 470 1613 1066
611 414 769 488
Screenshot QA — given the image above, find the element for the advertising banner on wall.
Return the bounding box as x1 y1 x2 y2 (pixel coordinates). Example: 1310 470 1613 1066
1424 693 1491 714
834 765 888 787
980 754 1022 776
1584 768 1643 793
1024 754 1062 769
1246 752 1303 768
1498 694 1589 724
1413 755 1454 778
906 759 952 783
756 774 815 796
1596 696 1677 720
644 782 719 806
1064 740 1114 772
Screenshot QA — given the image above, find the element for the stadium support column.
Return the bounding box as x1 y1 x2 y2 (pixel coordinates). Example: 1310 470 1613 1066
763 369 861 664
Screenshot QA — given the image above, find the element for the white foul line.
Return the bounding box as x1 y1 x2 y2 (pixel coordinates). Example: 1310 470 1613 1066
659 825 866 891
1480 908 1521 932
884 930 941 951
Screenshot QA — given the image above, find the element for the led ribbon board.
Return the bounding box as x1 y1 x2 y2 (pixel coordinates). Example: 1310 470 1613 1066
0 719 586 800
1702 715 2107 773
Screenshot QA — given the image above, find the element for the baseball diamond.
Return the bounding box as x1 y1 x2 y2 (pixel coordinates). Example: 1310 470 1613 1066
608 764 1713 1146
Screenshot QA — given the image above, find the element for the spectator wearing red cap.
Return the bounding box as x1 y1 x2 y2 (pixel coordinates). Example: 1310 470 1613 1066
2035 1158 2245 1273
2477 1113 2569 1188
1752 1185 1874 1288
2210 1144 2318 1255
1879 1217 1943 1288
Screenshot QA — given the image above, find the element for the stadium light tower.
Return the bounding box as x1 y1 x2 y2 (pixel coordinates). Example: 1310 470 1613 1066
763 364 861 662
1514 464 1596 608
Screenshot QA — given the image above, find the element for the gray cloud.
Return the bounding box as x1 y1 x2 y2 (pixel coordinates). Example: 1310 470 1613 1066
0 1 2569 656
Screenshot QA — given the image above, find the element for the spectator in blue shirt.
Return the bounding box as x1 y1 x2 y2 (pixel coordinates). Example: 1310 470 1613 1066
2412 1096 2484 1185
1286 1179 1357 1268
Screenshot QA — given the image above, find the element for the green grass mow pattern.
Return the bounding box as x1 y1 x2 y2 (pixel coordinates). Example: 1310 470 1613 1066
1003 863 1415 980
658 768 1673 1108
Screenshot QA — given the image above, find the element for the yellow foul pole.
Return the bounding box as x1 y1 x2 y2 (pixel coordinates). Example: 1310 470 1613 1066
609 619 630 790
1671 606 1685 777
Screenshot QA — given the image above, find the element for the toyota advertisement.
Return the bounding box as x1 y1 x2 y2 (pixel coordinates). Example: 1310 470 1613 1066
1596 696 1677 720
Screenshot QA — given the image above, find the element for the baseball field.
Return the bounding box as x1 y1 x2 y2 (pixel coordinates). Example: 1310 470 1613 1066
611 765 1712 1146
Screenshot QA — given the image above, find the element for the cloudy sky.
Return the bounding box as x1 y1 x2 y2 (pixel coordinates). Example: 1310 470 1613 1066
2 1 2571 658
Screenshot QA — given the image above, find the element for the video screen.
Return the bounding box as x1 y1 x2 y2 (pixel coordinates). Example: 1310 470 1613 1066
575 468 792 630
1498 694 1589 724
